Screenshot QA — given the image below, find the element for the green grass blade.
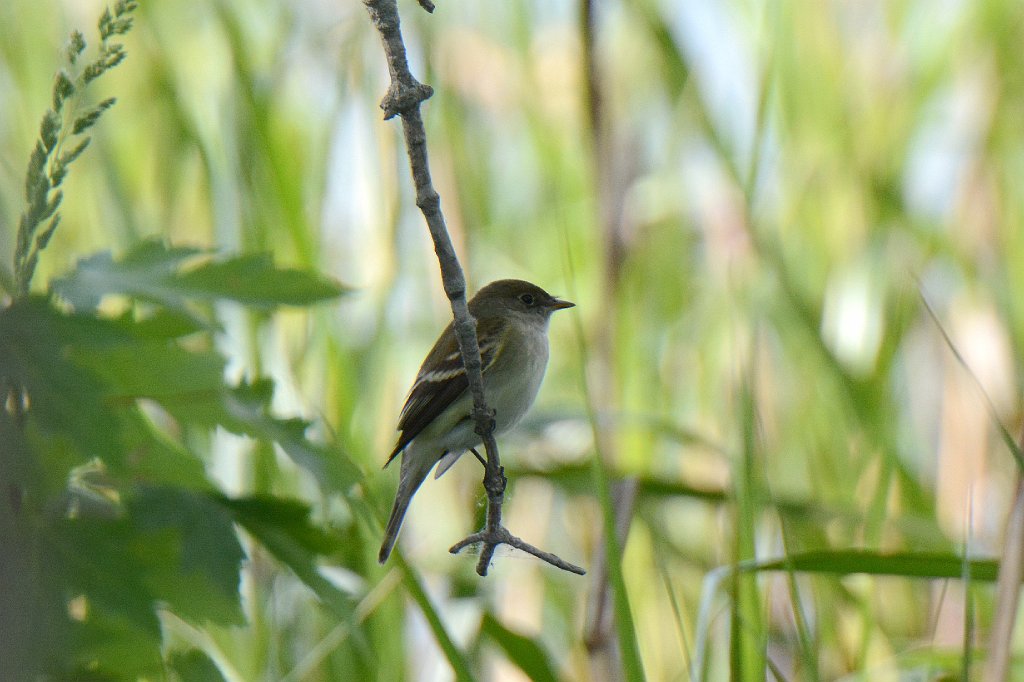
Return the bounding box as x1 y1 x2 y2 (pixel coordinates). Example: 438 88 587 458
479 612 559 682
563 242 646 682
394 554 477 682
738 550 999 581
918 288 1024 471
729 367 765 681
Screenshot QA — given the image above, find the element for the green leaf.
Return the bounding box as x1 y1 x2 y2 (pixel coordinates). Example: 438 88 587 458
46 488 247 638
165 379 363 493
3 299 356 495
51 241 346 316
217 494 353 616
123 307 210 339
116 408 211 490
479 612 559 682
126 487 246 625
70 340 225 401
47 519 163 636
175 253 346 308
218 494 341 555
169 650 227 682
65 615 165 679
738 550 1000 581
394 559 476 682
50 242 203 312
0 298 124 465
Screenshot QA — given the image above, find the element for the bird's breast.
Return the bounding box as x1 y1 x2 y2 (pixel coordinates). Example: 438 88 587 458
484 326 550 434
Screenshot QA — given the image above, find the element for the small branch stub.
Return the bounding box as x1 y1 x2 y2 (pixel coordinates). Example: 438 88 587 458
381 80 433 121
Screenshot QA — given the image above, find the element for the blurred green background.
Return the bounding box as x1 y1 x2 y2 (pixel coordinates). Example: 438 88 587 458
3 0 1024 679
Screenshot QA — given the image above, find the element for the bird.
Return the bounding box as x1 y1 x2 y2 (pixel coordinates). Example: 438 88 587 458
378 279 574 564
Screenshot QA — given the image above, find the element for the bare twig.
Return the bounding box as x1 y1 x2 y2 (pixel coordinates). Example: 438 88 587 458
364 0 583 577
449 474 586 576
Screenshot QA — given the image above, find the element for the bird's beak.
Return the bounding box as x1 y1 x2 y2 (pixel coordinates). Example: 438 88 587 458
549 297 575 311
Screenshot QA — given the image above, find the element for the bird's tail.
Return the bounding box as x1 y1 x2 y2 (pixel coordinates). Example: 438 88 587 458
378 450 436 564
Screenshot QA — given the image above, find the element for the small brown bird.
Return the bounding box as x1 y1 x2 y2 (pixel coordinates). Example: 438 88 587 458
378 279 574 563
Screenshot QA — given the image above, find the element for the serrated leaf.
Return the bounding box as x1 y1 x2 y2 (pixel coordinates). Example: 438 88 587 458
218 494 341 555
0 298 124 465
165 380 362 492
126 487 246 625
117 408 211 490
51 243 204 312
46 491 246 668
218 494 353 616
175 253 347 308
51 241 345 317
0 299 223 476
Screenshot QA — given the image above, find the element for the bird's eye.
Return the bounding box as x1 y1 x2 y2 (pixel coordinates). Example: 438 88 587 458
519 293 536 306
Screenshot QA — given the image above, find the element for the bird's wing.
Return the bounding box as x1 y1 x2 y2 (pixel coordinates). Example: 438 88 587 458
384 316 506 466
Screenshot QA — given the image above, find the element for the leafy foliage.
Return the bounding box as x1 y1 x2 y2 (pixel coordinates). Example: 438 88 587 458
2 17 351 668
169 650 228 682
51 241 347 318
2 263 347 678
